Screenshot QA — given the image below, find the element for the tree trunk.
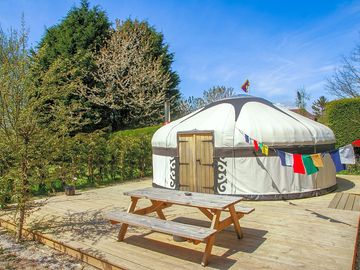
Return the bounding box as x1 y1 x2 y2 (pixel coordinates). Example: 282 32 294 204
16 203 25 243
16 141 29 243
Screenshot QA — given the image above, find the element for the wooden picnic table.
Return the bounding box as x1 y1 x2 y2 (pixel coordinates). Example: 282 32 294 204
107 187 254 266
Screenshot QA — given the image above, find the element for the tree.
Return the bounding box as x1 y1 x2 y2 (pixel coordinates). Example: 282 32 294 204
31 0 111 133
327 44 360 98
295 87 310 115
312 96 329 119
178 96 206 116
81 19 180 130
178 86 237 116
0 24 53 242
202 86 236 104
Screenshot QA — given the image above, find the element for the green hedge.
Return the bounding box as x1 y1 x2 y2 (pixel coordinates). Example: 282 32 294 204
326 98 360 175
326 98 360 147
27 125 161 195
108 125 161 181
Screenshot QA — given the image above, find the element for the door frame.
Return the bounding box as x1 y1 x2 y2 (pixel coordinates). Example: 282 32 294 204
177 130 215 193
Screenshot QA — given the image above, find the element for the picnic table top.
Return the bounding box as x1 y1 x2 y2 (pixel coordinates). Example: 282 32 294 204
124 187 243 210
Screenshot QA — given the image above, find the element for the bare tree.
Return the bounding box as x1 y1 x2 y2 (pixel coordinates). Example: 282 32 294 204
177 86 237 117
178 96 205 116
202 86 237 104
295 87 310 115
327 45 360 98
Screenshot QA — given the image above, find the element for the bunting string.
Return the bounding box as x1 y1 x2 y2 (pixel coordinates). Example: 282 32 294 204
237 129 356 175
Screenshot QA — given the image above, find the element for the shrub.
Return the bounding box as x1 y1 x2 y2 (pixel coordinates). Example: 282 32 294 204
108 125 160 181
326 98 360 175
28 125 160 195
326 98 360 147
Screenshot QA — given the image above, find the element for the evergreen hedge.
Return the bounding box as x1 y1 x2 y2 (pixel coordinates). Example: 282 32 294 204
27 125 161 195
326 98 360 147
108 125 160 181
326 98 360 175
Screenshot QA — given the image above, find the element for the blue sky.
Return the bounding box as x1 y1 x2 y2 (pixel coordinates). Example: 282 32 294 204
1 0 359 109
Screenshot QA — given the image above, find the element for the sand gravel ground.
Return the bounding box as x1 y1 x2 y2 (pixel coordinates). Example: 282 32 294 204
0 228 97 270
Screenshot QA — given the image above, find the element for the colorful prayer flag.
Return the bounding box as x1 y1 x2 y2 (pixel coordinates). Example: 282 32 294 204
253 140 259 151
277 150 287 166
262 145 269 156
310 153 323 167
339 144 356 164
241 79 250 93
285 152 293 166
259 143 263 151
245 134 250 143
302 154 319 175
330 150 346 172
293 154 306 174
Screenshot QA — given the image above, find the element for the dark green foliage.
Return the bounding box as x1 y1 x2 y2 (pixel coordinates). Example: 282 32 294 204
108 126 161 181
32 0 111 133
35 0 110 72
326 98 360 147
312 96 328 120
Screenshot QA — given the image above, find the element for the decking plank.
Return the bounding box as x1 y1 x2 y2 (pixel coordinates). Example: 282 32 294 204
352 195 360 211
328 193 342 209
345 194 356 210
336 193 349 210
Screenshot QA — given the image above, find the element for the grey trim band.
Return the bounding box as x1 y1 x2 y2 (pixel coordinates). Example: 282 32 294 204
153 147 177 156
153 143 335 157
152 183 338 201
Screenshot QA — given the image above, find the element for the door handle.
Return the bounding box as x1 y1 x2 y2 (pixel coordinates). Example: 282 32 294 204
196 159 213 167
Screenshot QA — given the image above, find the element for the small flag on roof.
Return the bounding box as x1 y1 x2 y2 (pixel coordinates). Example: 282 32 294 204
241 79 250 93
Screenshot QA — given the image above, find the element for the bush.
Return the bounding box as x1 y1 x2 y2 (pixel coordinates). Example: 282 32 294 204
108 125 160 181
30 125 161 195
326 98 360 147
326 98 360 175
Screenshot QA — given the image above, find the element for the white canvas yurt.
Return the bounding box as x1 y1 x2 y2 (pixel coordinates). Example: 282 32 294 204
151 95 337 200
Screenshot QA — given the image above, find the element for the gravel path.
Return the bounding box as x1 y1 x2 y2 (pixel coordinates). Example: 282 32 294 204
0 228 97 270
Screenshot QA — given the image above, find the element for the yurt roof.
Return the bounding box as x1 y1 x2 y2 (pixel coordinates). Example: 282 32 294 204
152 95 335 148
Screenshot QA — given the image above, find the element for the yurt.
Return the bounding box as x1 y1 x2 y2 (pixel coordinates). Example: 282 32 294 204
151 95 337 200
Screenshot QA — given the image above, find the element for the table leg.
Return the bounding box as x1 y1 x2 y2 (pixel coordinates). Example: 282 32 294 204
118 197 138 241
201 209 221 267
151 200 166 220
228 205 243 239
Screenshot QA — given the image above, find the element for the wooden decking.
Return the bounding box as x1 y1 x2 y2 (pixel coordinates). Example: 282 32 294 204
329 192 360 211
1 175 360 270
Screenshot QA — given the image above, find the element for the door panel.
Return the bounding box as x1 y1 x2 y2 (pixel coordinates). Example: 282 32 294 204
196 134 214 194
178 133 214 194
178 134 195 191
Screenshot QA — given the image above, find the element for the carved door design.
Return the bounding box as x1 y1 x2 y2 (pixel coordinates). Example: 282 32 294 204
178 132 214 193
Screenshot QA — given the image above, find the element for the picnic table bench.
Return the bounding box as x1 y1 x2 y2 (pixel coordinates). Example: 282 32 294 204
106 187 254 266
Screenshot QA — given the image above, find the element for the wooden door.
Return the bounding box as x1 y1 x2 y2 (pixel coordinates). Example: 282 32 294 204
178 133 214 193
